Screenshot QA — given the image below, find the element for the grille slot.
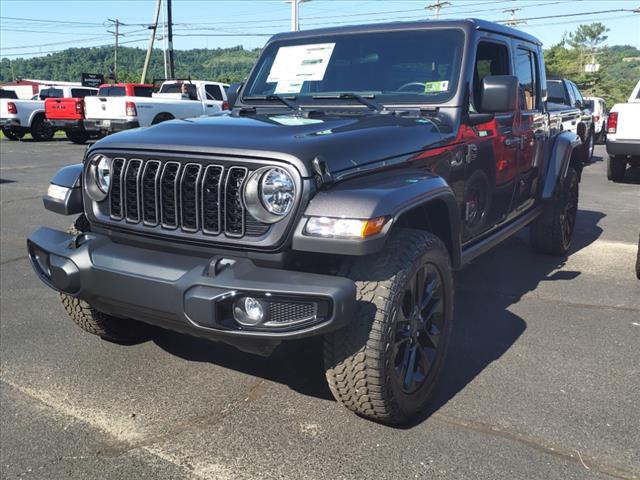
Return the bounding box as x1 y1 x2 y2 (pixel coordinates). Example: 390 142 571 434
124 159 142 222
105 158 272 240
269 302 317 324
109 158 125 220
180 163 202 232
141 160 161 225
201 165 224 234
224 167 247 237
160 162 181 229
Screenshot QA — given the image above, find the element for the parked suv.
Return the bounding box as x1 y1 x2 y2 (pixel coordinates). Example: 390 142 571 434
28 19 584 424
547 78 595 162
584 96 607 144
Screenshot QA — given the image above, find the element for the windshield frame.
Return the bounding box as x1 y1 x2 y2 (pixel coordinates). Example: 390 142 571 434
241 26 467 109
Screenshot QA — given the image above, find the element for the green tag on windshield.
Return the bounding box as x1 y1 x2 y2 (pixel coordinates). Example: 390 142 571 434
424 81 450 93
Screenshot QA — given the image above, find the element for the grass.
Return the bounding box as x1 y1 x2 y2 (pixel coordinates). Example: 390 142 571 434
0 130 67 140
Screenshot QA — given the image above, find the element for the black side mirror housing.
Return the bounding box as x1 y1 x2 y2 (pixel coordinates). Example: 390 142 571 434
478 75 519 113
227 82 243 108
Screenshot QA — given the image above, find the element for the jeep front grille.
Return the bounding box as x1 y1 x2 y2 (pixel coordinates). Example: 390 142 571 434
104 157 270 239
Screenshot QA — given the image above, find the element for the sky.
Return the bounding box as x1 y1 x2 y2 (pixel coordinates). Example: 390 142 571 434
1 0 639 59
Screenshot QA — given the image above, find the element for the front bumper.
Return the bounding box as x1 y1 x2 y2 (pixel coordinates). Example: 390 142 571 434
606 139 640 157
84 119 140 133
27 227 356 355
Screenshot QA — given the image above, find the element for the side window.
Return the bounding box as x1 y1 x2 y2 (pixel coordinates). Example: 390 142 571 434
566 82 576 107
205 84 223 101
514 48 539 110
71 88 94 98
472 41 510 110
133 86 153 97
570 82 583 106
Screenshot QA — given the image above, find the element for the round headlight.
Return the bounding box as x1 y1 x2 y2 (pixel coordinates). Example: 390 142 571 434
96 155 111 193
85 154 111 202
260 168 295 216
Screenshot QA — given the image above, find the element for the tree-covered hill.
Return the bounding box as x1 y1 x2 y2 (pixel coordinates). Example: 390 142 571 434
0 45 261 85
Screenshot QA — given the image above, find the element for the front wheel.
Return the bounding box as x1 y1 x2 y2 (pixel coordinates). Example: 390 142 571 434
2 127 25 140
30 114 54 141
324 229 454 424
607 155 626 182
530 167 579 255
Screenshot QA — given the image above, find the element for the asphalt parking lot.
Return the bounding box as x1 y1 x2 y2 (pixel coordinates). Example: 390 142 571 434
1 138 639 480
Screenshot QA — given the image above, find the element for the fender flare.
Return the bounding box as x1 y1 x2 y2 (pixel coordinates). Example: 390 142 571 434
542 131 581 200
43 164 83 215
291 169 461 266
28 108 46 128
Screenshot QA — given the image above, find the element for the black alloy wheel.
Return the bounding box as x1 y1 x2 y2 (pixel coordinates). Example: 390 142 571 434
393 263 445 394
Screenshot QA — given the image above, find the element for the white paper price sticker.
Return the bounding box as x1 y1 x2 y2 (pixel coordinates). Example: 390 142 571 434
267 43 336 85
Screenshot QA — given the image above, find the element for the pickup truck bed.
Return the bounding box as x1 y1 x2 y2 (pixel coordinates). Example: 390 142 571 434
606 79 640 181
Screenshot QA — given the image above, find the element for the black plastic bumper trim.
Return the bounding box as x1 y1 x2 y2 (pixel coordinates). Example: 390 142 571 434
26 227 357 354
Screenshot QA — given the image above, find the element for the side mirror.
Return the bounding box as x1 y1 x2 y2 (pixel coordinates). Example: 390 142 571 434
227 82 243 108
478 75 519 113
575 101 583 109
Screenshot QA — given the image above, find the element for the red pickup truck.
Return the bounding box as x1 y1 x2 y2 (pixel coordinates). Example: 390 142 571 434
45 83 154 144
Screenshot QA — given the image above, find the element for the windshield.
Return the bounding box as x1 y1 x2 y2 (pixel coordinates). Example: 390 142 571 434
244 28 465 105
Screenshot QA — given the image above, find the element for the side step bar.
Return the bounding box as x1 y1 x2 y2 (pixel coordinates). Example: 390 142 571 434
460 206 543 266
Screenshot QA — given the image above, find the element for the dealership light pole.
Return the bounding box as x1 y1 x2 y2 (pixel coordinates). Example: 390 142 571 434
285 0 310 32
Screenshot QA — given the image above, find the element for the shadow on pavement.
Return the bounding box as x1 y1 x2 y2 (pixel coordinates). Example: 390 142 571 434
152 209 606 425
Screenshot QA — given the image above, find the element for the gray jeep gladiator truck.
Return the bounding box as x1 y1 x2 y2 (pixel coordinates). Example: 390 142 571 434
28 19 584 424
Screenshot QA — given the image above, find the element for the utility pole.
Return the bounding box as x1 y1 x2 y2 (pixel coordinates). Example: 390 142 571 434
162 0 168 78
141 0 163 84
425 0 451 20
503 8 526 26
167 0 175 79
107 18 121 82
284 0 310 32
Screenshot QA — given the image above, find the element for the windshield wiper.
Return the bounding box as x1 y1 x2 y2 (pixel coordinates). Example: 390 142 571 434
312 92 386 113
244 94 304 113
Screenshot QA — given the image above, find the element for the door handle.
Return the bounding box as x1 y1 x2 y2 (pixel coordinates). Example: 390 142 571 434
504 137 522 149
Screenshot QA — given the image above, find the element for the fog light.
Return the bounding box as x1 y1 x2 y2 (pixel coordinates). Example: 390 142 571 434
233 297 266 326
32 246 51 278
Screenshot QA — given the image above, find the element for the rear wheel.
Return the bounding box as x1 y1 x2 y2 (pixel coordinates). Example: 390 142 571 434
151 113 174 125
530 167 579 255
324 229 454 424
59 214 150 343
30 114 54 141
607 155 626 182
2 127 25 140
65 129 89 144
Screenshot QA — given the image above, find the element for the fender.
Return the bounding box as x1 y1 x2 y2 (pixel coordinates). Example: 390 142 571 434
292 169 461 266
43 164 83 215
28 108 46 127
542 131 581 200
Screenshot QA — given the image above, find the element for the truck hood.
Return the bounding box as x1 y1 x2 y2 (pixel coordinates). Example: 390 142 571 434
91 112 450 176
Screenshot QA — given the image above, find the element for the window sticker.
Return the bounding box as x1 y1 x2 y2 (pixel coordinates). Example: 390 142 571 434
274 81 304 94
267 43 336 83
424 80 449 93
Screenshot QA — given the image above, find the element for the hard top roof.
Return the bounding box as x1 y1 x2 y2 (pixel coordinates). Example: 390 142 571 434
269 18 541 46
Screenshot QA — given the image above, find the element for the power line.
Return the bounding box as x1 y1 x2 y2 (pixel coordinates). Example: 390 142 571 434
0 37 149 58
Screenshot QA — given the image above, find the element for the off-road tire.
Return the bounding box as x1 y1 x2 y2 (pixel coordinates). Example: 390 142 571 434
59 214 150 343
607 155 626 182
323 229 454 424
582 129 595 163
2 127 24 140
530 167 579 255
30 114 54 141
65 129 89 144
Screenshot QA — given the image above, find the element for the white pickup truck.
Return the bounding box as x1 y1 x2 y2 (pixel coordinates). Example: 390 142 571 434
83 80 229 134
606 79 640 182
1 85 97 141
